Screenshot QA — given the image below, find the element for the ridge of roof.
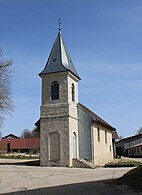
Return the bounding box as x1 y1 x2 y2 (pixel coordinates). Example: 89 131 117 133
39 31 80 80
79 103 116 131
2 134 20 139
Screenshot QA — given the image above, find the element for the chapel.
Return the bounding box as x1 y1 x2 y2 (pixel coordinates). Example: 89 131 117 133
39 27 117 167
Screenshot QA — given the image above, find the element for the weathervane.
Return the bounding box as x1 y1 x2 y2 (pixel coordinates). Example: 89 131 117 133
58 18 61 32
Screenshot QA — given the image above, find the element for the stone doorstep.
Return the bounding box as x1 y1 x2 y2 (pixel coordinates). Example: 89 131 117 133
72 158 96 169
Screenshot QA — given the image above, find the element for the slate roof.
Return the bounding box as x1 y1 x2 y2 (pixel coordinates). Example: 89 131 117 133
0 138 40 150
39 31 80 80
79 103 116 131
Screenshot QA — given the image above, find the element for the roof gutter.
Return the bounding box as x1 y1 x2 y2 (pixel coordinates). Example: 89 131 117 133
92 119 116 131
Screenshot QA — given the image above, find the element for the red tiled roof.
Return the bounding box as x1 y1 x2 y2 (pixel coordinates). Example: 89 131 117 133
0 138 40 150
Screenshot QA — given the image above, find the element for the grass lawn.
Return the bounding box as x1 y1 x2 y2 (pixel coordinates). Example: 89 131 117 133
0 154 39 159
105 158 142 167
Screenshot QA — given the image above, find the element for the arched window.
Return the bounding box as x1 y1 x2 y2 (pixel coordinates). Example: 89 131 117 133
51 81 59 100
72 83 75 102
73 132 77 158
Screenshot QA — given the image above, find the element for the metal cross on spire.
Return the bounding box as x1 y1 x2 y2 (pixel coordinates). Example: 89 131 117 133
58 18 61 32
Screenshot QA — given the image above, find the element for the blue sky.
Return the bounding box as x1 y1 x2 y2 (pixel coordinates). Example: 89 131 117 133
0 0 142 137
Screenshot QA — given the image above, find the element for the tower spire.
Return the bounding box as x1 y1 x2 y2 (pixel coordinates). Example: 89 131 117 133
58 18 61 33
39 23 80 80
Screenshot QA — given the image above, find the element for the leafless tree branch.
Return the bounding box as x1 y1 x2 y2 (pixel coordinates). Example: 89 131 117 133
0 48 13 128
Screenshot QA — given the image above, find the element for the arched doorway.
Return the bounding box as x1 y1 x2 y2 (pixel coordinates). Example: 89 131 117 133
73 132 77 159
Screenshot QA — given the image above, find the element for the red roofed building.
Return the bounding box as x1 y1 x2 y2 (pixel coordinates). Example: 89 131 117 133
0 135 40 154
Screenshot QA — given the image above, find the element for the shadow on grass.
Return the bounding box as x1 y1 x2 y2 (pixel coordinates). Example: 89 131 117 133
115 165 142 191
2 179 140 195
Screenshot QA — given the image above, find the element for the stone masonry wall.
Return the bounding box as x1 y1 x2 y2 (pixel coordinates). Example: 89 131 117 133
40 72 79 167
40 116 69 166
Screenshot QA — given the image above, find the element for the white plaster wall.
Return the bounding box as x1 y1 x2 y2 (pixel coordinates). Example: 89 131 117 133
68 73 79 166
68 72 79 104
93 124 113 166
69 117 79 166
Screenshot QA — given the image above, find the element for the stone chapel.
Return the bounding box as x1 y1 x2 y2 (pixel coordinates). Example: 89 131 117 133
39 28 117 167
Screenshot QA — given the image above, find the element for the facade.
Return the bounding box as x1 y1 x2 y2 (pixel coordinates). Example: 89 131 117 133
127 143 142 157
39 29 117 167
116 134 142 157
78 103 116 165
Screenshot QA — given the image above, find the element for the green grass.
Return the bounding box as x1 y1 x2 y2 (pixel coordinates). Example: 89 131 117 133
116 165 142 190
105 159 142 167
0 154 39 159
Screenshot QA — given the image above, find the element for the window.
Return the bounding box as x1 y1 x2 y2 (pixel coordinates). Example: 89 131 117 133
105 131 107 143
72 83 75 102
97 127 100 142
51 81 59 100
110 145 111 152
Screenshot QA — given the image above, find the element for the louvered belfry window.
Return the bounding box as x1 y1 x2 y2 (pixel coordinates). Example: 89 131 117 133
72 83 75 102
51 81 59 100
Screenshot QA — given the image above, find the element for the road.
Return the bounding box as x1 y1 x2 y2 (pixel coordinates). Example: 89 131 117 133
0 158 141 195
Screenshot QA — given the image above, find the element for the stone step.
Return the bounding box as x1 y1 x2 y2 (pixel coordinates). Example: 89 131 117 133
72 158 96 169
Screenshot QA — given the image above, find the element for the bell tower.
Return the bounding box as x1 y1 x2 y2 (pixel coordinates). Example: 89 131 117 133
39 27 80 167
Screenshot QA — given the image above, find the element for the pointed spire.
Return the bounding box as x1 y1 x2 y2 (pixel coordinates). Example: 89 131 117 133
39 28 80 80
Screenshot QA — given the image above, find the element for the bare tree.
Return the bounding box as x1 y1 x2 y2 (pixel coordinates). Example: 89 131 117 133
31 126 40 138
0 49 13 127
20 129 32 138
136 127 142 135
20 127 40 139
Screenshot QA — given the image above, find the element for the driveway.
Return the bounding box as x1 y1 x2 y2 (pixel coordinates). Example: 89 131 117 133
0 159 141 195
